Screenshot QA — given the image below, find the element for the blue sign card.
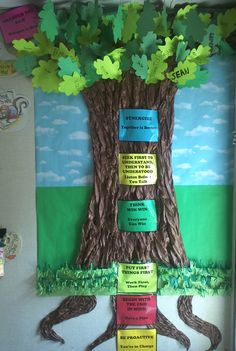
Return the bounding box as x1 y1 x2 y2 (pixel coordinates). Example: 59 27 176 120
119 109 158 142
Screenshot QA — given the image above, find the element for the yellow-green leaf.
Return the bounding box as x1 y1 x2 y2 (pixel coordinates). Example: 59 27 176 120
32 60 61 93
94 56 122 80
159 35 184 59
146 51 168 84
217 8 236 39
108 48 126 62
59 72 87 96
167 60 197 86
12 39 41 55
176 4 198 19
187 45 211 65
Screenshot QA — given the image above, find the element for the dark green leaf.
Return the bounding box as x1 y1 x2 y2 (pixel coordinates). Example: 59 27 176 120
137 1 156 38
141 31 158 57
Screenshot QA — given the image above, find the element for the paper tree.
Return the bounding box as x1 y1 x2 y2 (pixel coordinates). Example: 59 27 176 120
12 1 236 350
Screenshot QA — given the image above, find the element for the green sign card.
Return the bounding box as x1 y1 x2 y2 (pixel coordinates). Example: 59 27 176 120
118 200 157 232
117 263 158 294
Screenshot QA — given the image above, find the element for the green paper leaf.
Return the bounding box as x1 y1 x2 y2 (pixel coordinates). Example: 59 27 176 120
32 60 61 93
217 8 236 39
141 31 158 56
108 48 126 62
187 45 211 65
34 31 54 55
137 1 156 38
154 8 169 37
159 35 183 59
84 61 100 87
122 4 139 43
12 39 40 55
146 51 168 84
183 67 209 88
176 41 190 62
14 55 37 76
167 60 197 86
77 24 101 45
65 5 80 46
202 24 221 53
39 0 59 41
120 52 132 72
131 54 148 80
184 9 207 42
172 19 187 38
219 41 235 56
113 4 123 43
94 56 122 80
199 13 211 26
58 57 80 77
59 72 86 96
176 4 198 19
51 43 78 63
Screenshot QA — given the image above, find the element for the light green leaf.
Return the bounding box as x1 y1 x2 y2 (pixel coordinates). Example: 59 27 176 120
187 45 211 65
141 31 158 56
12 39 41 55
176 4 198 19
14 55 37 76
32 60 61 93
39 0 59 41
159 35 184 59
59 72 87 96
113 4 123 43
167 60 197 86
58 57 80 77
183 66 209 88
146 51 168 84
122 4 139 43
131 54 148 80
217 8 236 39
176 41 190 62
94 56 122 80
108 48 126 62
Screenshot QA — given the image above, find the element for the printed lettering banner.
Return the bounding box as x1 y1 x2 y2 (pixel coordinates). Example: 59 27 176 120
117 263 158 294
0 5 38 43
118 200 157 232
117 329 157 351
119 109 158 142
116 295 157 325
118 154 157 186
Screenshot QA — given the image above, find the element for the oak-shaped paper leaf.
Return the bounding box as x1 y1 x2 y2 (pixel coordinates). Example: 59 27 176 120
39 0 59 41
159 36 184 59
199 13 211 26
32 60 61 93
187 45 211 65
12 39 41 55
94 56 122 80
184 9 207 42
131 54 148 80
202 24 221 53
172 19 187 38
154 8 169 37
78 24 101 45
14 55 37 77
146 51 168 84
108 48 126 62
219 41 235 56
167 60 197 86
51 43 78 63
176 41 190 62
141 31 158 56
34 31 54 55
65 6 80 46
59 72 87 96
183 67 209 88
217 9 236 39
113 4 123 43
137 1 156 38
176 4 198 19
58 57 80 77
122 4 139 43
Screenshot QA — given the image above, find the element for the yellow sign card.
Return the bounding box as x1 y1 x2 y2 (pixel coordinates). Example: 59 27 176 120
117 329 157 351
117 263 158 294
118 154 157 186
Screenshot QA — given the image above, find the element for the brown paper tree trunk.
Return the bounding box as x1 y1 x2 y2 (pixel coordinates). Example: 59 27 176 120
77 73 188 268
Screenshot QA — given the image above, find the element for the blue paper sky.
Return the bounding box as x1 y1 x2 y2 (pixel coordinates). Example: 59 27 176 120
35 56 235 187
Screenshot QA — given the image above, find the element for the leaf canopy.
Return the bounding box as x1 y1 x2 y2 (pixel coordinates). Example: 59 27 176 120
11 0 236 95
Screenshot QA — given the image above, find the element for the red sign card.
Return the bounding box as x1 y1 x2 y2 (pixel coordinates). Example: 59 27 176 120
116 295 157 325
0 5 38 43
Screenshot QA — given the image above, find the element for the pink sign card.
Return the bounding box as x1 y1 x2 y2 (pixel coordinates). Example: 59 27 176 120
0 5 38 43
116 295 157 325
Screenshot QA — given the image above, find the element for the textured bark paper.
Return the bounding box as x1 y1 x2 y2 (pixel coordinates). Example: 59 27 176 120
118 154 157 186
118 200 157 232
116 295 157 325
117 329 157 351
117 263 157 294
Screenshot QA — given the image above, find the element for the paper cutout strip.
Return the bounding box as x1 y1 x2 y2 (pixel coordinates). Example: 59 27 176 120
118 263 158 294
118 153 157 185
0 248 4 277
119 109 158 142
117 329 157 351
116 295 157 325
118 200 157 232
0 5 38 43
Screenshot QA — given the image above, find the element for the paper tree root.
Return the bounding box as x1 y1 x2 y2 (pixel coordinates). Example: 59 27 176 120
38 296 97 344
87 296 190 350
177 296 222 350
